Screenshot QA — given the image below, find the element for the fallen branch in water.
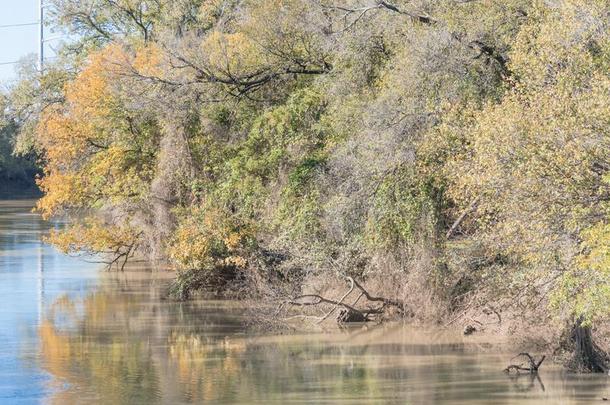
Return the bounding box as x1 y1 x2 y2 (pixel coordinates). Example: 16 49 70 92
504 353 546 374
349 277 407 314
286 276 409 324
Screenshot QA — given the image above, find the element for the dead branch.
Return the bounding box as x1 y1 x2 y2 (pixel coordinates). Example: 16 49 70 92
348 277 408 315
446 196 480 239
319 1 509 75
288 294 359 312
482 306 502 325
504 353 546 374
316 277 355 323
286 276 408 324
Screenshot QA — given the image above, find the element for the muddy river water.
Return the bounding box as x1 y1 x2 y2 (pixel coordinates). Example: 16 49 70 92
0 200 608 404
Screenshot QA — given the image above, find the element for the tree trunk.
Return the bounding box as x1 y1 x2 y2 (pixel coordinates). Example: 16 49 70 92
567 317 609 373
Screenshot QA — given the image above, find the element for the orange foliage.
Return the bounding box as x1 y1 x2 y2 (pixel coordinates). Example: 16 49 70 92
132 43 163 77
46 218 138 256
168 207 254 270
35 44 153 219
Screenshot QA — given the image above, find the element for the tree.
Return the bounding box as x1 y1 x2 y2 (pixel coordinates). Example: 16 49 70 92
4 0 607 370
443 0 610 371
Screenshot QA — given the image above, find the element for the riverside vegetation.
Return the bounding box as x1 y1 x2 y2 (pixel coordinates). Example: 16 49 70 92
1 0 609 373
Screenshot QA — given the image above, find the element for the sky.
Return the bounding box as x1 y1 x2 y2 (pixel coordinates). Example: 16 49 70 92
0 0 51 84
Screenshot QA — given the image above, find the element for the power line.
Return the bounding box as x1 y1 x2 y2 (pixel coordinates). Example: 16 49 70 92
0 22 39 29
0 56 58 66
0 1 50 72
0 55 58 66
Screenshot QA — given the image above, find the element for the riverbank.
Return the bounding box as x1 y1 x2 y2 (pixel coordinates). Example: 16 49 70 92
0 199 608 403
178 266 610 376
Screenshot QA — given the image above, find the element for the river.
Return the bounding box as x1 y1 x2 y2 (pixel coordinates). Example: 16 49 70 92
0 200 608 404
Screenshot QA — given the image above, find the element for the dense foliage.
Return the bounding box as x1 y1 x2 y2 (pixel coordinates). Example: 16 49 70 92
0 76 39 190
1 0 609 360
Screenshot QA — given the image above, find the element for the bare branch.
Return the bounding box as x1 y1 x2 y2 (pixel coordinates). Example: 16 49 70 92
504 353 546 374
446 196 480 239
286 276 409 324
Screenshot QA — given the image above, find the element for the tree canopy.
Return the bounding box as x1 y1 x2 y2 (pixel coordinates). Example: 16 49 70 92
3 0 609 366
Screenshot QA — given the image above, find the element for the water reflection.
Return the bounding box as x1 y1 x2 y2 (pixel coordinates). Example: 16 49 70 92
0 200 608 404
506 373 546 393
38 280 610 404
0 200 100 404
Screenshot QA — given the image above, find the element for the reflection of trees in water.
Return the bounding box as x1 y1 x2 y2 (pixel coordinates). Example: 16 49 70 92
39 291 162 404
38 285 610 404
39 286 394 403
166 334 384 403
38 282 248 404
163 328 503 403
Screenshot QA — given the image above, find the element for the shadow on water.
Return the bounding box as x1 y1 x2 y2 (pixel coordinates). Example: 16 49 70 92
0 200 608 404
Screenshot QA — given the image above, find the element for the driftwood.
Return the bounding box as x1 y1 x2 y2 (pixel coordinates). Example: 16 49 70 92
337 308 368 323
287 276 408 324
504 353 546 374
